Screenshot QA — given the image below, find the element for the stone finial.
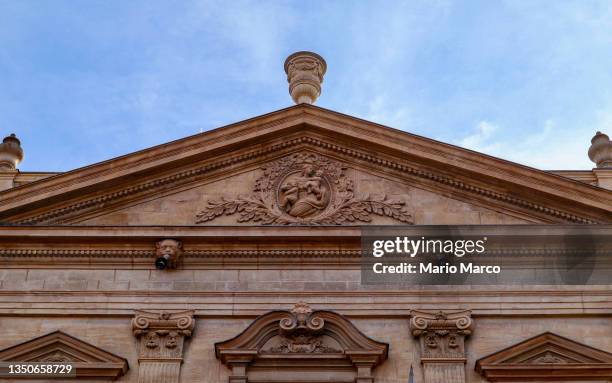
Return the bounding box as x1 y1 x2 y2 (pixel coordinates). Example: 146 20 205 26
284 51 326 105
0 133 23 171
588 131 612 168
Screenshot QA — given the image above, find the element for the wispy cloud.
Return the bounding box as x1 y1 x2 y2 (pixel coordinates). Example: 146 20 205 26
459 120 501 153
455 118 599 170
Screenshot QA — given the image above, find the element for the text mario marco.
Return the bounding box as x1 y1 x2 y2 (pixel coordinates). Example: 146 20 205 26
369 236 501 275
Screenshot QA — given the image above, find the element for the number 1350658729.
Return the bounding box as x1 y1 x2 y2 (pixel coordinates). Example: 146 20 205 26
0 362 75 378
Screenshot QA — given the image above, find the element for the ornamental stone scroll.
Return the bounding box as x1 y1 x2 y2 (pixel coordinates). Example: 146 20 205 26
410 310 474 383
132 310 195 383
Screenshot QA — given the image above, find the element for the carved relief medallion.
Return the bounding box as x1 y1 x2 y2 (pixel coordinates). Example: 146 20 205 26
196 152 412 225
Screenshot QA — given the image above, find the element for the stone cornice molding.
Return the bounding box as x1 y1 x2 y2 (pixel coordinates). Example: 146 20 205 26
301 107 612 205
0 107 305 207
1 135 604 224
1 225 612 269
3 248 607 256
2 292 612 317
0 106 608 224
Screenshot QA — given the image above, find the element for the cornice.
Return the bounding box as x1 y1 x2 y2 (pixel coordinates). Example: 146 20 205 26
2 135 606 225
1 248 608 259
8 136 310 224
302 106 612 205
0 107 305 209
1 290 612 317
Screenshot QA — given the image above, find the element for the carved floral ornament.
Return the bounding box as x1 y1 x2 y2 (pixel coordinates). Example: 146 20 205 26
196 152 413 225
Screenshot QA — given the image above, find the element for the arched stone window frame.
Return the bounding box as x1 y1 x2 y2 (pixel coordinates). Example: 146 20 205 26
215 302 388 383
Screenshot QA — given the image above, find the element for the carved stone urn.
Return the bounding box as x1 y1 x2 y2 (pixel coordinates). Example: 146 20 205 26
588 131 612 168
284 51 327 105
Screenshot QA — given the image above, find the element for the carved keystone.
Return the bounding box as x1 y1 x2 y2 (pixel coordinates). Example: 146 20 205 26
410 310 473 383
132 310 195 383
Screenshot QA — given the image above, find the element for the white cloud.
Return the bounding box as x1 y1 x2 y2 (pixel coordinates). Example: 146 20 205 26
459 120 500 151
364 95 412 130
456 119 596 170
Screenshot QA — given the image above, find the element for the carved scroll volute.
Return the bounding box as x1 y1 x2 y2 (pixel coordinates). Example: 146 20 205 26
410 310 473 383
132 310 195 383
279 301 325 336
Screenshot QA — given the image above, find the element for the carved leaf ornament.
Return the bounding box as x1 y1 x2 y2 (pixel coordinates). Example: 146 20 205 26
196 153 412 225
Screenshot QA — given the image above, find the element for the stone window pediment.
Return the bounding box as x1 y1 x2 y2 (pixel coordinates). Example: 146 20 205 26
475 332 612 381
215 302 388 383
0 330 128 380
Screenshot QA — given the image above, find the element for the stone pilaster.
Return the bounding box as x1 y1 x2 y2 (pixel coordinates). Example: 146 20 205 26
410 310 473 383
132 310 195 383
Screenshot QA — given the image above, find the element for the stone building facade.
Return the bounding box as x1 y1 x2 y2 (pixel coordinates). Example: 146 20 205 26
1 52 612 383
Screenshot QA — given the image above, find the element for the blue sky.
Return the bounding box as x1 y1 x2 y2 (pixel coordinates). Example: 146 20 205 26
1 0 611 171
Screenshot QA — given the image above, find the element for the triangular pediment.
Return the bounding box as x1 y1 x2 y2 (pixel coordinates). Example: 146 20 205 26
0 104 611 225
0 331 129 380
475 332 612 381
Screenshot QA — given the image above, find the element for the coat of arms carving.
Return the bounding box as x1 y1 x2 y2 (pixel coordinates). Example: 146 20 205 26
195 152 412 225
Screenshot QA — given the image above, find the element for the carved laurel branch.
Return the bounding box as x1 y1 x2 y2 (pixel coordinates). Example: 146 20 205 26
317 194 412 225
195 193 412 225
195 195 290 225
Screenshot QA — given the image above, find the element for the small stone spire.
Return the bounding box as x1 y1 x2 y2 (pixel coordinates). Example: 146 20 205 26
588 131 612 168
284 51 327 105
0 133 24 171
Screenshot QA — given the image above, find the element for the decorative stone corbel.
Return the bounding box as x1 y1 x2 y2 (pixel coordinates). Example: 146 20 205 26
410 310 473 383
132 310 195 383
